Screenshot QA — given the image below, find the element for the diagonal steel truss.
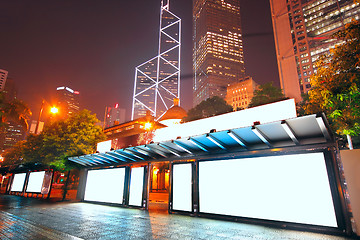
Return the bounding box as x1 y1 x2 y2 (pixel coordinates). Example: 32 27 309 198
131 0 181 120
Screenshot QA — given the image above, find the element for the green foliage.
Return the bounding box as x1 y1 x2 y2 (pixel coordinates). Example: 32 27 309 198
4 109 107 170
0 92 31 130
248 82 287 108
183 96 233 122
2 140 26 166
306 21 360 136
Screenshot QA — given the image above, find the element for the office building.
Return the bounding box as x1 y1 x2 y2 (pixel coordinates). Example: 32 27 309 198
132 0 181 120
270 0 360 101
0 69 8 92
0 77 26 151
226 76 258 110
104 104 126 128
56 86 80 117
193 0 245 106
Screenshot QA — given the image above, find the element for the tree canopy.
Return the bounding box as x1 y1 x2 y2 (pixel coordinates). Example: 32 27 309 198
248 82 287 108
3 109 106 170
183 96 233 122
0 93 31 131
305 21 360 137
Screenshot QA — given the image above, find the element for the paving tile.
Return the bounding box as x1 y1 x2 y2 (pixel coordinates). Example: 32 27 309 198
0 195 357 240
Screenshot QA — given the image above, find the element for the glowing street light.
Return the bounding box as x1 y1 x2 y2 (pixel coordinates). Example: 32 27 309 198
50 106 59 114
35 100 59 134
144 122 152 131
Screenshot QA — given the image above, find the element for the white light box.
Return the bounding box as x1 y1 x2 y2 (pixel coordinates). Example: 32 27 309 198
11 173 27 192
198 153 338 227
128 167 144 207
172 163 192 212
26 171 46 193
84 168 125 204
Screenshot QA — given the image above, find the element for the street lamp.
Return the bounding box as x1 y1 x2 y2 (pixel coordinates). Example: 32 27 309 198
34 100 59 134
50 106 59 114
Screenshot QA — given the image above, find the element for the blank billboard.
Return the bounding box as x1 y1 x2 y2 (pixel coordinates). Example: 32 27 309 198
172 163 192 212
84 168 125 204
198 153 338 227
11 173 27 192
26 171 46 193
128 167 144 207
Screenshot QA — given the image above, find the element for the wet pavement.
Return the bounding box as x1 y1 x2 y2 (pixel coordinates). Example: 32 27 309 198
0 195 357 240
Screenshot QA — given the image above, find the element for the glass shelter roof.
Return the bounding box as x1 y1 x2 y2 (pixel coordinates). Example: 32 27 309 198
68 113 333 167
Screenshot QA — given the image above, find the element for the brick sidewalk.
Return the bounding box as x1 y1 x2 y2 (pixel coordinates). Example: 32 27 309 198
0 195 356 240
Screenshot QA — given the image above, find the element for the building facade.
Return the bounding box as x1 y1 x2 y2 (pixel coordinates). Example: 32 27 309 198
56 86 80 117
193 0 245 106
0 69 8 92
104 104 126 128
225 76 258 110
0 78 26 151
270 0 360 101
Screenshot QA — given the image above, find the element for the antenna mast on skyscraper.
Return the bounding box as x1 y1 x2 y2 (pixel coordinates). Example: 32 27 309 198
162 0 169 10
131 0 181 120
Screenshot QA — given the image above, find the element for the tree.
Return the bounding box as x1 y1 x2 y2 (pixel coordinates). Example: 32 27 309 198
305 21 360 148
0 93 31 131
41 109 107 169
183 96 233 122
3 109 107 170
248 82 287 108
2 140 26 166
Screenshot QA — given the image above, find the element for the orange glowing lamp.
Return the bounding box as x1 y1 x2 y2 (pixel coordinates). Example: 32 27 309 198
144 122 152 130
50 106 59 114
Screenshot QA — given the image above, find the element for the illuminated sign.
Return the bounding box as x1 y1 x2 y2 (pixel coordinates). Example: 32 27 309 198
84 168 125 204
11 173 26 192
26 171 46 193
96 140 112 153
153 99 297 142
198 153 337 227
172 163 192 212
128 167 144 207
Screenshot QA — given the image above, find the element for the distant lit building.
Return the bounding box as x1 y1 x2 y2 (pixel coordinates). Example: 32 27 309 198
193 0 245 106
226 76 258 110
270 0 360 100
1 122 26 150
56 86 80 117
104 104 126 128
132 1 181 120
0 69 8 92
0 77 26 151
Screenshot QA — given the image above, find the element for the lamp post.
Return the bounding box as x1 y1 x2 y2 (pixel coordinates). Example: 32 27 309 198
34 100 59 134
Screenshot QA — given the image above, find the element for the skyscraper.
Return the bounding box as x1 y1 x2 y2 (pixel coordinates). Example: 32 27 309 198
132 0 181 120
0 77 26 151
270 0 360 101
0 69 8 92
104 104 126 128
56 86 80 117
192 0 245 106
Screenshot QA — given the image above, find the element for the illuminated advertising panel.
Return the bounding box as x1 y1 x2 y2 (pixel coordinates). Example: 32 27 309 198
96 140 112 153
128 167 144 207
11 173 27 192
84 168 125 204
172 163 192 212
26 171 46 193
198 153 338 227
154 99 296 142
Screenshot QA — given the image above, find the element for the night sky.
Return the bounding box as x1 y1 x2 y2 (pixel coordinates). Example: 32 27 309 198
0 0 279 122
